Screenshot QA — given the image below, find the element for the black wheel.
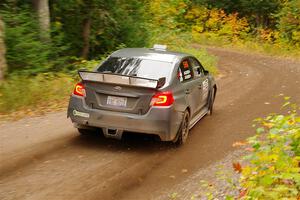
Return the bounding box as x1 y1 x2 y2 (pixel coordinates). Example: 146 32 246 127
207 88 215 115
77 128 96 136
174 110 190 146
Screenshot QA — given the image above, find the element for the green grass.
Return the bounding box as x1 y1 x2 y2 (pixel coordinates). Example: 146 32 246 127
0 73 75 115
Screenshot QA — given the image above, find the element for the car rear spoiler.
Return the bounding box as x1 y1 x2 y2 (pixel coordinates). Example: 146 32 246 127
78 70 166 89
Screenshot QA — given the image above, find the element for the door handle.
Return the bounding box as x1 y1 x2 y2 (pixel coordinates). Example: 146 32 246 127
185 89 190 94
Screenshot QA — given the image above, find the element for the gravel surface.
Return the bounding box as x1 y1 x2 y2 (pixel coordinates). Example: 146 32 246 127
156 149 246 200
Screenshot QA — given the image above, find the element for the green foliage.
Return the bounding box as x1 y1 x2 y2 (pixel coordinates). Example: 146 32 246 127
239 0 282 28
145 0 190 48
184 2 300 57
240 102 300 199
185 6 250 43
277 0 300 47
1 7 51 74
146 1 218 74
192 102 300 199
0 73 75 114
144 0 300 57
193 0 282 29
1 5 70 75
66 58 100 77
50 0 147 59
1 0 148 76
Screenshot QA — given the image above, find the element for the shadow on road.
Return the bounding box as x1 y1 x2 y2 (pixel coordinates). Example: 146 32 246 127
69 130 176 153
1 131 175 180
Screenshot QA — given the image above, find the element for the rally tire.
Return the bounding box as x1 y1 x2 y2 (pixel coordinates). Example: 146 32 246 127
174 110 190 146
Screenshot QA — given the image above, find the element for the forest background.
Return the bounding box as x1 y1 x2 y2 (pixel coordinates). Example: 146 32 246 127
0 0 299 115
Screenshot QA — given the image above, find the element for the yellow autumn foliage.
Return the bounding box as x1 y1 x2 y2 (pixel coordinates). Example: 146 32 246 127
187 6 250 43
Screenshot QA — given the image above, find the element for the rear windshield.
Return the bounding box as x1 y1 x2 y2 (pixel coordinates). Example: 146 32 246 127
97 57 173 81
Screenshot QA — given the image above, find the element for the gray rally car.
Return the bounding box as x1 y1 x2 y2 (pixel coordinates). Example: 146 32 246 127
67 45 217 145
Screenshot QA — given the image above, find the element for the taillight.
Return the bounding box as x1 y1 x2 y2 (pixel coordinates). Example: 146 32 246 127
151 91 174 107
73 82 86 97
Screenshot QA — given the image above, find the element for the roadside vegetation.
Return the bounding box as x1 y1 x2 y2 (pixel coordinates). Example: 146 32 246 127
147 0 300 57
0 0 299 117
234 100 300 199
187 100 300 200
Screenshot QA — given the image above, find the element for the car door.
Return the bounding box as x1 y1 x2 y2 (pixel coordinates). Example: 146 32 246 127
177 58 200 118
189 57 210 110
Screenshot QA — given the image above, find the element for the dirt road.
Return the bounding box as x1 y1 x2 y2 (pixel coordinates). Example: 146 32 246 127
1 48 299 200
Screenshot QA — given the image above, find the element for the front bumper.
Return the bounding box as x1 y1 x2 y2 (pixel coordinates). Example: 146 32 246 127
67 95 183 141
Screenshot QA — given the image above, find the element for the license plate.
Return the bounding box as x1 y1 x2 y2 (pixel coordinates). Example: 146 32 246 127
107 96 127 107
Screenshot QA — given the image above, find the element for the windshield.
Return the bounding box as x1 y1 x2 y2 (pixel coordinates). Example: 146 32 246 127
97 57 173 81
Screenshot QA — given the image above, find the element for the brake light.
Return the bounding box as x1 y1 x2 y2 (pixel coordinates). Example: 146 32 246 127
151 91 174 106
73 82 86 97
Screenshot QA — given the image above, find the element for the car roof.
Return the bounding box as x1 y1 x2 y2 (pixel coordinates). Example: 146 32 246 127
110 48 192 63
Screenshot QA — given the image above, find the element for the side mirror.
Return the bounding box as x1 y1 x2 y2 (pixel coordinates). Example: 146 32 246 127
204 70 209 75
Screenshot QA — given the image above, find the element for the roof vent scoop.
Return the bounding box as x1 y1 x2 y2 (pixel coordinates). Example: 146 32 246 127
152 44 167 51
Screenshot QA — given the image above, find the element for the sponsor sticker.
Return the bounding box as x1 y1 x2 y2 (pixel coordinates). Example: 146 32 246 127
202 79 209 100
202 79 209 91
184 70 191 75
73 110 90 118
185 74 192 79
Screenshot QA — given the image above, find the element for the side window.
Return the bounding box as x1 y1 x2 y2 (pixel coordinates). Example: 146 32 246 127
189 57 204 77
178 59 193 82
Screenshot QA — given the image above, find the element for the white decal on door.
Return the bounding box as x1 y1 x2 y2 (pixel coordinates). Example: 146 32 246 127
184 70 191 75
202 79 209 100
185 74 191 79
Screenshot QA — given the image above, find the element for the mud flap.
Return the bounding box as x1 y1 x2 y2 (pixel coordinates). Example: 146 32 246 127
172 111 185 142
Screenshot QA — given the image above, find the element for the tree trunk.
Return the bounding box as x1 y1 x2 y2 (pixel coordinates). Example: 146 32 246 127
263 16 269 29
0 17 7 80
32 0 50 39
81 18 91 59
255 14 261 27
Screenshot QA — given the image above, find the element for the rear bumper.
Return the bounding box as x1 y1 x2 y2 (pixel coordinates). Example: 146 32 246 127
67 95 183 141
